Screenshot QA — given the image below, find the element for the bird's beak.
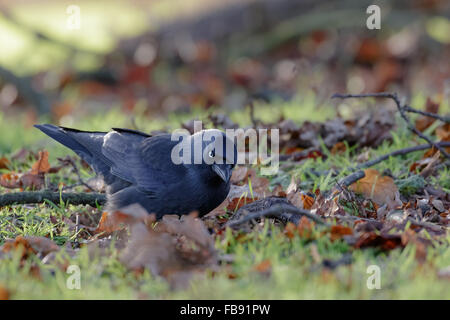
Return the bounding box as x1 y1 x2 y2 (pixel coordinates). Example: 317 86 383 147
212 164 231 182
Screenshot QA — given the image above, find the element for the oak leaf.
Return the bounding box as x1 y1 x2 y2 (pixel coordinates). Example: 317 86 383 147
349 169 402 209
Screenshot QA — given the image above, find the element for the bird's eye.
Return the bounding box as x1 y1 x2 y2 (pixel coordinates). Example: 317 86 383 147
208 150 215 158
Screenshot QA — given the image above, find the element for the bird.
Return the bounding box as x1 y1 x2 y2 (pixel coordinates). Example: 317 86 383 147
34 124 237 219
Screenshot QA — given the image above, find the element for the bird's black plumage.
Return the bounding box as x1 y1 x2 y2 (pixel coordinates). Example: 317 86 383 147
34 124 236 218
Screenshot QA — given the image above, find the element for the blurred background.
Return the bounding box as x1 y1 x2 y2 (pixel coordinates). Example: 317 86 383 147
0 0 449 155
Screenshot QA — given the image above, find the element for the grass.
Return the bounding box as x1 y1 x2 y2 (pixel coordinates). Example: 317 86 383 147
0 97 449 299
0 220 448 299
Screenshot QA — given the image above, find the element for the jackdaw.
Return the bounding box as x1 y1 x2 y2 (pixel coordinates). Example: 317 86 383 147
35 124 237 218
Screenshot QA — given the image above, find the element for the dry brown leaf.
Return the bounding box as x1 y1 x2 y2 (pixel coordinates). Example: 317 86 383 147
436 123 450 153
226 197 256 212
401 229 428 263
18 172 45 190
349 169 402 209
287 191 303 208
284 217 315 240
247 170 270 195
0 172 21 188
119 212 217 289
31 150 50 175
0 157 10 170
287 191 314 210
1 236 59 260
415 98 439 132
329 225 353 241
0 286 10 300
302 194 315 209
285 176 298 194
0 150 53 190
0 172 45 190
230 166 249 184
436 123 450 141
354 232 402 251
419 151 441 178
331 142 347 155
253 259 272 274
160 213 215 252
310 191 346 217
95 204 150 234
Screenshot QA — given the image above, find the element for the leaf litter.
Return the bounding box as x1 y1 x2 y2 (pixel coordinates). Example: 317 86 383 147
0 94 449 291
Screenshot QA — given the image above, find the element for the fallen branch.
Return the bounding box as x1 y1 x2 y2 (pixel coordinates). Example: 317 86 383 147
403 105 450 123
356 141 450 170
337 170 365 187
332 92 450 159
284 142 450 181
227 203 329 228
0 191 106 207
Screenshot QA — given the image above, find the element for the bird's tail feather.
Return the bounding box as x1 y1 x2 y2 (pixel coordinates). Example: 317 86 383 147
35 124 93 158
34 124 111 176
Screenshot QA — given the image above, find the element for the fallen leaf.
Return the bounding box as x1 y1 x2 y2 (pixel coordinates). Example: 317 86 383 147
310 191 346 217
0 150 54 190
31 150 50 175
329 225 353 241
284 216 315 239
1 236 59 260
401 229 428 263
349 169 402 209
415 98 439 132
253 259 272 274
119 212 217 289
354 232 402 251
95 204 150 234
419 151 441 178
230 166 249 184
0 286 10 300
247 170 270 195
431 199 445 212
436 123 450 153
0 157 10 170
226 197 256 212
331 142 347 154
287 191 314 210
0 172 21 188
17 172 45 190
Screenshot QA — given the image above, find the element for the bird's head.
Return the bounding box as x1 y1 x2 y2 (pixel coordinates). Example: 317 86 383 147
189 129 237 183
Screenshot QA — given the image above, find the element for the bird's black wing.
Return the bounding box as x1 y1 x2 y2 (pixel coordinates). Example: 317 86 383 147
101 132 187 196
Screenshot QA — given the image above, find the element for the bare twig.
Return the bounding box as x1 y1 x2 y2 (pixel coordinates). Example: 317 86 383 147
226 203 329 228
406 217 447 232
0 191 106 207
284 142 450 181
356 142 450 170
403 105 450 123
332 92 450 159
337 170 365 187
61 182 84 191
60 157 95 192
